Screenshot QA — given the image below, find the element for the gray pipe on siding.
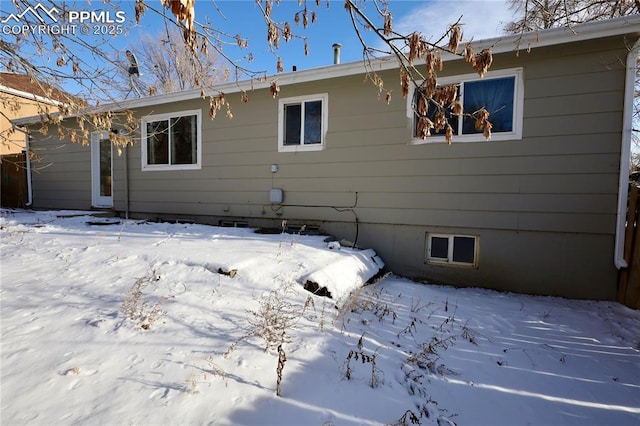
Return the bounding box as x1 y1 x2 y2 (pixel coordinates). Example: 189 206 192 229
24 130 32 207
124 142 129 219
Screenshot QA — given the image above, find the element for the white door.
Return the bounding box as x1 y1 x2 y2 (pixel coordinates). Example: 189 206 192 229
91 132 113 208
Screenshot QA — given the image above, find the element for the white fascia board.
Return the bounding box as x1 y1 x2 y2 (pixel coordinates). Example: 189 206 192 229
13 14 640 127
11 59 399 126
0 84 67 107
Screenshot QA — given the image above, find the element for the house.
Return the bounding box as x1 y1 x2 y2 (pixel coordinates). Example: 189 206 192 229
14 16 640 303
0 73 71 155
1 73 76 207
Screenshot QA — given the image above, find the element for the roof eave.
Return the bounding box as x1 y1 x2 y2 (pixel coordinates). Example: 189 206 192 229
13 14 640 127
0 84 68 107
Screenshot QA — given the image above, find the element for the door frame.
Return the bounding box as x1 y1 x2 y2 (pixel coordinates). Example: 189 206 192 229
90 131 113 208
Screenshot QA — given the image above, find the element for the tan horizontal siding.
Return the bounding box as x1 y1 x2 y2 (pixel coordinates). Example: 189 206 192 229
526 69 626 96
28 34 630 238
524 112 622 137
255 153 619 178
131 190 267 204
269 174 616 195
500 36 628 79
32 179 90 192
195 124 621 172
29 130 93 208
524 91 623 118
357 192 616 214
32 154 90 169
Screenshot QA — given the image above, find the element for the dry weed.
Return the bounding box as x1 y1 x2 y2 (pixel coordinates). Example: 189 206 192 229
121 270 167 330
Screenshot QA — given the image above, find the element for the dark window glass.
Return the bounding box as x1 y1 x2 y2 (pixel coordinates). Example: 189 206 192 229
304 100 322 144
99 139 111 196
146 115 198 166
147 120 169 164
452 236 475 264
462 76 515 134
284 104 301 145
430 236 449 259
171 115 197 164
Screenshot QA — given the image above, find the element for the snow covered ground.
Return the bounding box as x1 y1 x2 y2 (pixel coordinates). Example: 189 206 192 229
1 209 639 426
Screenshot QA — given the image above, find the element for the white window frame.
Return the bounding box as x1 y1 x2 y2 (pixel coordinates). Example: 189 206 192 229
141 109 202 171
90 131 113 208
408 67 524 144
278 93 328 152
426 233 479 267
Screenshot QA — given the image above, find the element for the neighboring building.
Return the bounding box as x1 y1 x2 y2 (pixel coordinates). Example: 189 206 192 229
15 16 640 302
0 73 71 155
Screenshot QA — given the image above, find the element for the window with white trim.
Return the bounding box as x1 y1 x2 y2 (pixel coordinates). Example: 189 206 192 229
410 68 523 143
278 94 328 152
141 109 202 170
426 233 479 267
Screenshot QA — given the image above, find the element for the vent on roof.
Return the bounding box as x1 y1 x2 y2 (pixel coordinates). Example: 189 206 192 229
332 43 342 65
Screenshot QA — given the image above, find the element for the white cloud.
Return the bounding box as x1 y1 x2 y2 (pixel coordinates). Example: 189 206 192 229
393 0 515 43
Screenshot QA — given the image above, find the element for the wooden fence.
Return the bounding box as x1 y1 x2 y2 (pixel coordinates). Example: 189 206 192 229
0 153 27 208
618 184 640 309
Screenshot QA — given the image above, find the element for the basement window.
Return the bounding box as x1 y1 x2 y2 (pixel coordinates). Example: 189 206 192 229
426 234 478 267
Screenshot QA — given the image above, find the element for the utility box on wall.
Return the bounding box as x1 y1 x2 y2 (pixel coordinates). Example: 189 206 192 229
270 188 284 204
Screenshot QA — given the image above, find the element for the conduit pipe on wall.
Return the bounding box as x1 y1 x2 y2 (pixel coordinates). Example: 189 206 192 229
614 36 640 269
124 142 130 219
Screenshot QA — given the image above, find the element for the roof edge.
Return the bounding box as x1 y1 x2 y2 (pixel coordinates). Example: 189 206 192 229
0 84 67 107
13 14 640 126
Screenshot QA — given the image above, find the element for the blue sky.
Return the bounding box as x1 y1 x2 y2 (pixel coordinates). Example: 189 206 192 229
129 0 515 74
2 0 515 94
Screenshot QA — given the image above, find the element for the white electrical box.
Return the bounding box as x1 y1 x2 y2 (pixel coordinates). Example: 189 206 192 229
270 188 283 204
